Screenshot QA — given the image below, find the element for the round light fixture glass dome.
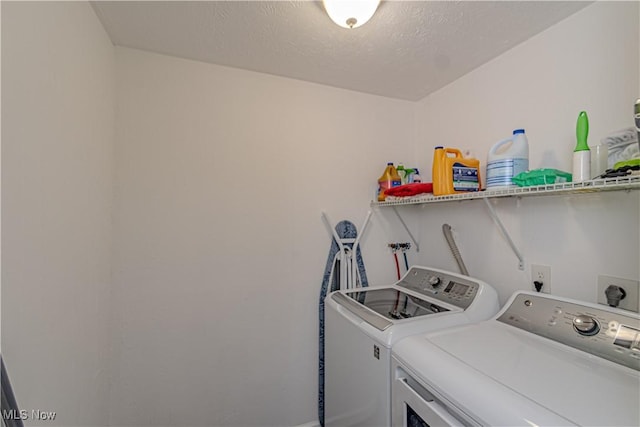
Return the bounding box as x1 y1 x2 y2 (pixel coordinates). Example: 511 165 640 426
323 0 381 29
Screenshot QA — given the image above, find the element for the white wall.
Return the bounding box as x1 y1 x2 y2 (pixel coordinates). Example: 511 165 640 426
407 1 639 305
2 2 115 426
110 47 414 427
2 2 639 427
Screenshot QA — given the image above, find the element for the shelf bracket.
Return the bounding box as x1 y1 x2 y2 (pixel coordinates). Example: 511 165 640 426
391 206 420 252
483 198 524 270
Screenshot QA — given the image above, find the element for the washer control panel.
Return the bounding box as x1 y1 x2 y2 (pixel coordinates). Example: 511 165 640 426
398 267 480 309
498 292 640 371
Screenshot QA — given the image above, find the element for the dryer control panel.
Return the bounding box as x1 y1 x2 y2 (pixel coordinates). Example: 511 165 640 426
398 267 481 310
498 292 640 371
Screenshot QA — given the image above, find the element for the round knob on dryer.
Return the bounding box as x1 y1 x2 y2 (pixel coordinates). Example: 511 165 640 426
573 315 600 336
428 276 441 287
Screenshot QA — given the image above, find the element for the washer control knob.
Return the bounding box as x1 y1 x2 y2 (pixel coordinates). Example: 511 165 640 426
573 315 600 336
428 276 441 287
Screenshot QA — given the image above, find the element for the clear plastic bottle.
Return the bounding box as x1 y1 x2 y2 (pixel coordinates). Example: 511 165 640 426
396 163 408 185
377 162 401 201
412 168 422 183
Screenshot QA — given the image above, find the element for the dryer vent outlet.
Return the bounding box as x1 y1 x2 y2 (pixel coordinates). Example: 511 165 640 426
597 275 639 313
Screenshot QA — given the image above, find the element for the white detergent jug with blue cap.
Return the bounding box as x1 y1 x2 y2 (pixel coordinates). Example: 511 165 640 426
486 129 529 188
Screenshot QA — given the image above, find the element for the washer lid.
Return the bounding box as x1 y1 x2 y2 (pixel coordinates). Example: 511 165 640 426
332 288 454 332
345 288 451 318
400 321 640 427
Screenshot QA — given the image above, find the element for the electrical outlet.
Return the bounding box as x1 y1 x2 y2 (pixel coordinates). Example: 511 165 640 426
597 275 640 313
531 264 551 293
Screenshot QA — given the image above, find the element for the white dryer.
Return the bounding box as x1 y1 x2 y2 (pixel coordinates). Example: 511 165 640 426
324 266 500 427
392 291 640 427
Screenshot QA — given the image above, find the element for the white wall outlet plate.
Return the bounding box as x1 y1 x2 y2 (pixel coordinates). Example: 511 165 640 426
531 264 551 294
597 275 640 313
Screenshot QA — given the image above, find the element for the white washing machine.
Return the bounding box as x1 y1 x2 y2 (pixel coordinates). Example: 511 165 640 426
392 291 640 427
324 266 500 427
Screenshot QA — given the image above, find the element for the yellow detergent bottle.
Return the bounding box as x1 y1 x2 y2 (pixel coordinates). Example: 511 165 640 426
377 162 402 201
432 147 481 196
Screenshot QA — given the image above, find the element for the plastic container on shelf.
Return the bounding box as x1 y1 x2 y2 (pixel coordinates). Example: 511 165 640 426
486 129 529 189
590 144 608 179
512 168 572 187
432 147 446 194
396 163 415 185
377 162 402 201
432 147 482 196
412 168 422 183
572 111 591 182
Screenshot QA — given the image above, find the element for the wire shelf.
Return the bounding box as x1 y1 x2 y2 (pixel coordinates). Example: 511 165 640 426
372 175 640 207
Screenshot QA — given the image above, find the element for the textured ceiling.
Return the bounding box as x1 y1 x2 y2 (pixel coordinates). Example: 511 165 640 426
91 1 592 101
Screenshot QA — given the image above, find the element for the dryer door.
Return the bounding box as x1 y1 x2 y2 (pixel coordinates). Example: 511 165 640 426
392 364 478 427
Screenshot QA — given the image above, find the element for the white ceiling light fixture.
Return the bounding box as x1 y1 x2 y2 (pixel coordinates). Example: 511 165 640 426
323 0 381 29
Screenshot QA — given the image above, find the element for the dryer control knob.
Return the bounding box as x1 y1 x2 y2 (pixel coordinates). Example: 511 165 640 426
428 276 441 287
573 315 600 336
